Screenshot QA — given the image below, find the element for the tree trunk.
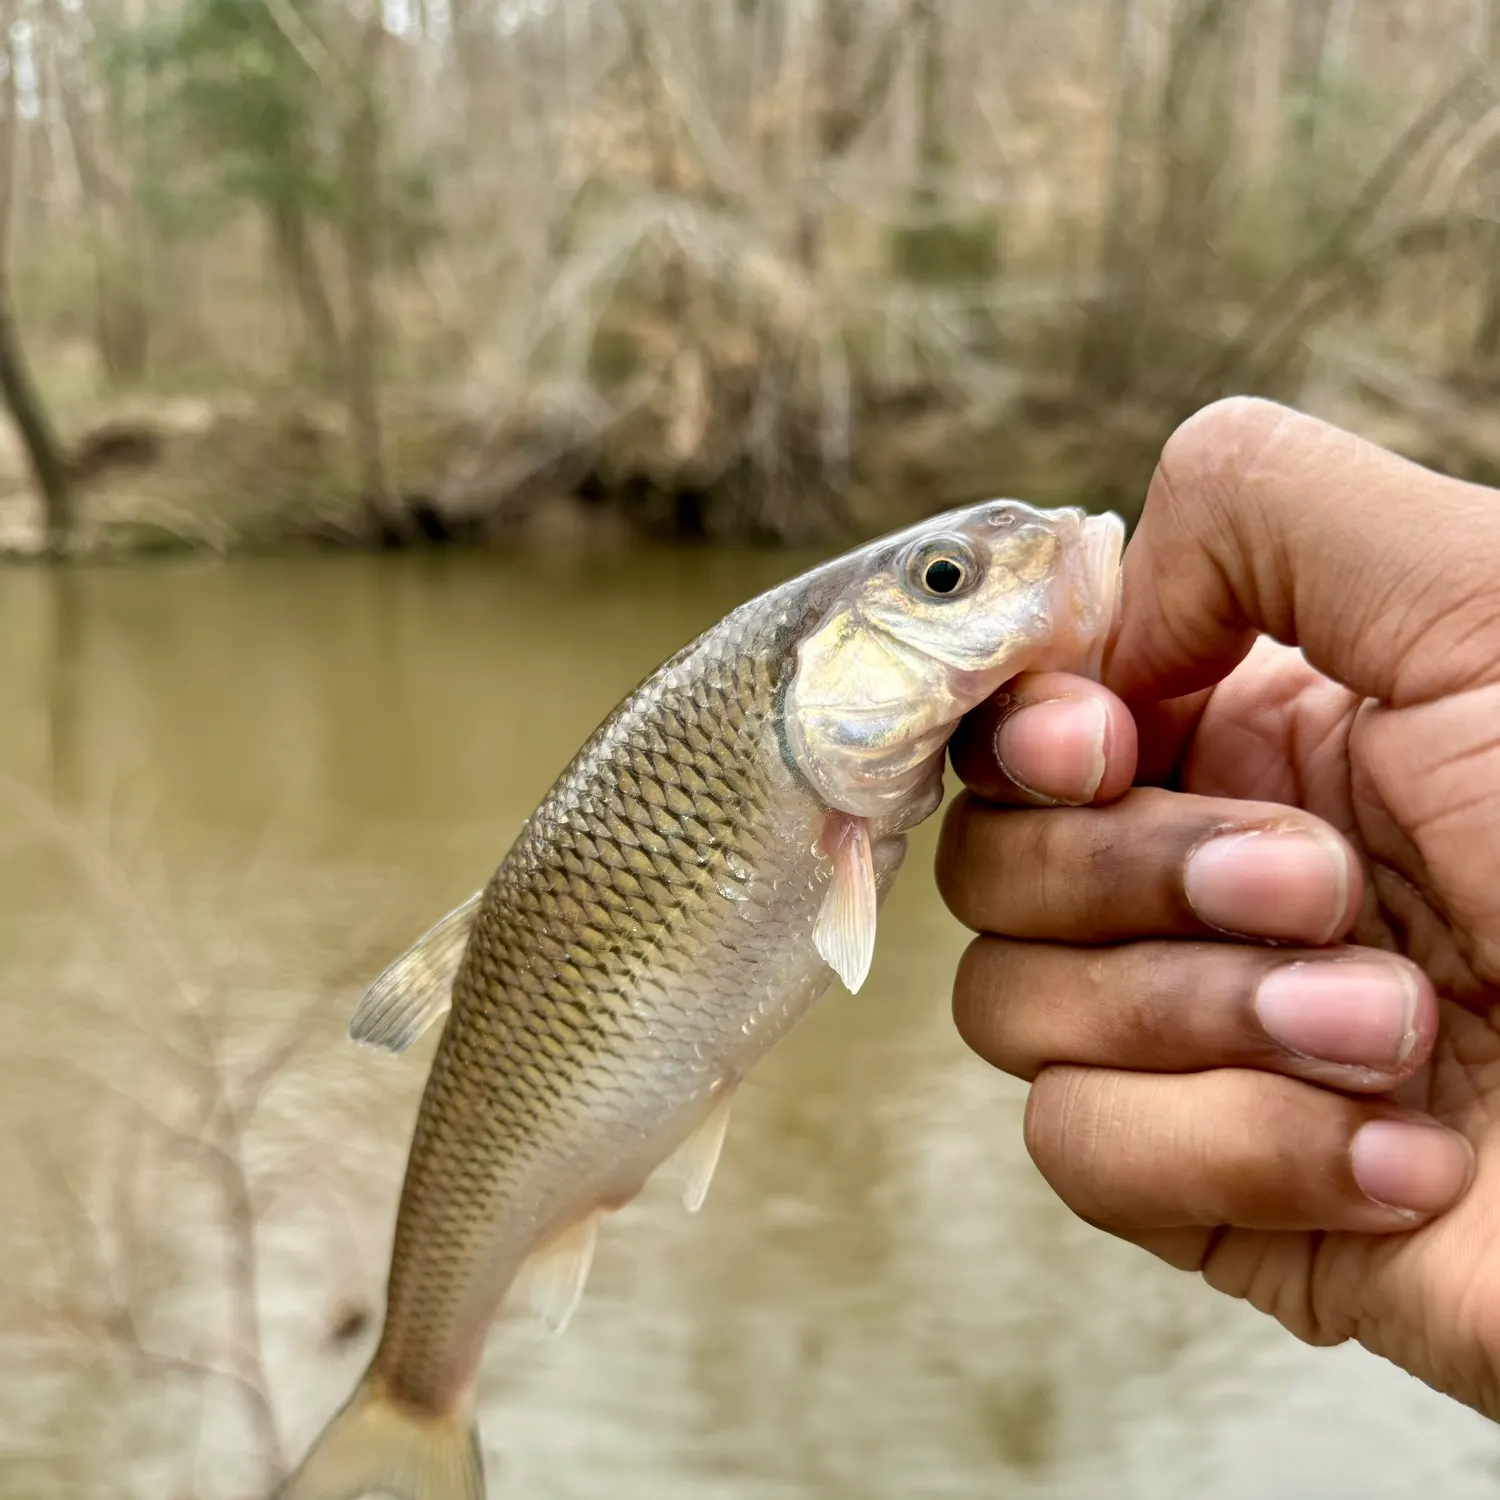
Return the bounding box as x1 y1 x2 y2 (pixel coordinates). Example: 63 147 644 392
1474 266 1500 367
1245 0 1290 185
0 2 71 554
1473 0 1500 367
1286 0 1337 152
912 0 949 207
270 192 343 389
797 0 911 272
0 298 72 550
449 0 494 126
1079 0 1148 393
342 4 407 540
52 17 151 384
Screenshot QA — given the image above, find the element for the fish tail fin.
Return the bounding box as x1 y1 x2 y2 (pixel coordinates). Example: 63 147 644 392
278 1371 485 1500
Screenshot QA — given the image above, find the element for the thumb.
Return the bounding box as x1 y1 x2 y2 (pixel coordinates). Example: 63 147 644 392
1104 398 1500 710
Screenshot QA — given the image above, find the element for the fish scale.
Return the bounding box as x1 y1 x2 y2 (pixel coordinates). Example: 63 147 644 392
279 499 1125 1500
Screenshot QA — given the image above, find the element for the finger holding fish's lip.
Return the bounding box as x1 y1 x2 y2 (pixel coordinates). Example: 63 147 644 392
950 672 1138 808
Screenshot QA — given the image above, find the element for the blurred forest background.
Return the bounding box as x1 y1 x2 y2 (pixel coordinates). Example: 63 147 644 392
15 7 1500 1495
4 0 1500 557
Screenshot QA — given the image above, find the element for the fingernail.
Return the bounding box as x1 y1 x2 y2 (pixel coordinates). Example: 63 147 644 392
1351 1120 1475 1217
1255 960 1420 1071
1184 829 1350 944
994 697 1108 806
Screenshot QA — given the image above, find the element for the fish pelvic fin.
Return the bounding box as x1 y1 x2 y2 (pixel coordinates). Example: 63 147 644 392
665 1080 738 1213
507 1209 601 1335
351 890 485 1054
278 1372 485 1500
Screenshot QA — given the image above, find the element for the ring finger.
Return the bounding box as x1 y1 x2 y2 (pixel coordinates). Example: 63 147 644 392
1023 1064 1473 1234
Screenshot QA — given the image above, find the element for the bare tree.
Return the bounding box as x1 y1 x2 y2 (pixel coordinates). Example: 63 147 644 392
0 0 71 554
911 0 949 202
794 0 912 271
0 0 1491 551
1470 0 1500 368
48 0 151 383
341 1 407 539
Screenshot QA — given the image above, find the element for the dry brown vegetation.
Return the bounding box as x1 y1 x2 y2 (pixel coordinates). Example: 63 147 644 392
4 0 1500 556
0 776 374 1498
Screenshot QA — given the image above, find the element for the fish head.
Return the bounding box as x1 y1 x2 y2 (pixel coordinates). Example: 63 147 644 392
785 501 1125 820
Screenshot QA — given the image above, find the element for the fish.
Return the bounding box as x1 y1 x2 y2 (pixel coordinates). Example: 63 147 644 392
279 499 1125 1500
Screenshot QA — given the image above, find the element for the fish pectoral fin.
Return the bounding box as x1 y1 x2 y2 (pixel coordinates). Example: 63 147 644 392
349 890 485 1054
665 1083 738 1214
509 1211 602 1336
814 812 878 993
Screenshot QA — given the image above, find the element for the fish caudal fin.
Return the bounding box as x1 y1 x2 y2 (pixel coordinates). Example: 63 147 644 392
278 1375 485 1500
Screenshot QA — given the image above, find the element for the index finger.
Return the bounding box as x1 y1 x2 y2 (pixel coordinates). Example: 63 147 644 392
948 672 1139 807
1105 398 1500 710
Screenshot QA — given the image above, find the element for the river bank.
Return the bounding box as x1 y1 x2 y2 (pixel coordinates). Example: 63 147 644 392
4 360 1500 562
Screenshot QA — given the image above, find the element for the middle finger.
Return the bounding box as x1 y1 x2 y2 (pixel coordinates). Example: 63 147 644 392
936 786 1362 946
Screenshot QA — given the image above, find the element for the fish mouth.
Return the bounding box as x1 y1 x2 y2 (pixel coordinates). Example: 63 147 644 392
1076 512 1125 680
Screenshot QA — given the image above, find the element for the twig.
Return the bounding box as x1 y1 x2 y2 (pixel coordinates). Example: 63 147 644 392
259 0 350 107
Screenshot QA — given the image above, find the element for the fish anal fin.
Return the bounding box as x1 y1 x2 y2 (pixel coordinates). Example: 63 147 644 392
350 890 485 1054
509 1211 601 1336
666 1083 738 1213
813 812 877 993
277 1371 483 1500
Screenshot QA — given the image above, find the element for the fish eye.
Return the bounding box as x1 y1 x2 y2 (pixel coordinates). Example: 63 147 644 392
924 559 963 594
904 537 978 600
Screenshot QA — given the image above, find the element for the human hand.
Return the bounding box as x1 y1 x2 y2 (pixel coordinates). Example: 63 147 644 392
935 397 1500 1418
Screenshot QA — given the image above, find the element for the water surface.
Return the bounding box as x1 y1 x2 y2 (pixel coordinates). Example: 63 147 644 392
0 552 1496 1499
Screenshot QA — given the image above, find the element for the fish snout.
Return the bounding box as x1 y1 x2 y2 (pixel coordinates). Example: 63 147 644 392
1041 510 1125 681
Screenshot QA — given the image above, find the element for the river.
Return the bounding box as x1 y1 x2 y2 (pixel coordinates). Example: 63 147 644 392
0 551 1496 1499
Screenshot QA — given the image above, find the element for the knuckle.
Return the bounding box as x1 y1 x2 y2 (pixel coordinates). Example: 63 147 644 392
1030 805 1143 931
951 937 1004 1054
1155 397 1293 552
1106 944 1181 1047
953 939 1068 1080
1028 813 1079 926
1024 1065 1108 1201
1161 396 1287 493
937 798 1084 936
1196 1072 1333 1219
1147 942 1271 1057
933 794 981 923
1098 941 1283 1069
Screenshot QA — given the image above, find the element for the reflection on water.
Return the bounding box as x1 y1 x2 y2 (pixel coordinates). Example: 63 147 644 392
1 553 1497 1500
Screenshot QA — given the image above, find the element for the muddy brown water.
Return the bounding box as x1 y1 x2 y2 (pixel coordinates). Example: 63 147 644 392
0 552 1496 1499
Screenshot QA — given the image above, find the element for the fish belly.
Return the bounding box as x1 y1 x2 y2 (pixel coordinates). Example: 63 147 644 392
371 796 904 1415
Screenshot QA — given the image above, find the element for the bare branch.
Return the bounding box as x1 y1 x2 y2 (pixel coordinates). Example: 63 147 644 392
260 0 349 103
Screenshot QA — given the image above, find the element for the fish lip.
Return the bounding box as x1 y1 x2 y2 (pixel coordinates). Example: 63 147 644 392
1076 513 1125 679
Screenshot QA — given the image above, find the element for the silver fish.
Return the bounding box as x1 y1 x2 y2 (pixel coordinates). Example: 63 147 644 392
282 500 1125 1500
